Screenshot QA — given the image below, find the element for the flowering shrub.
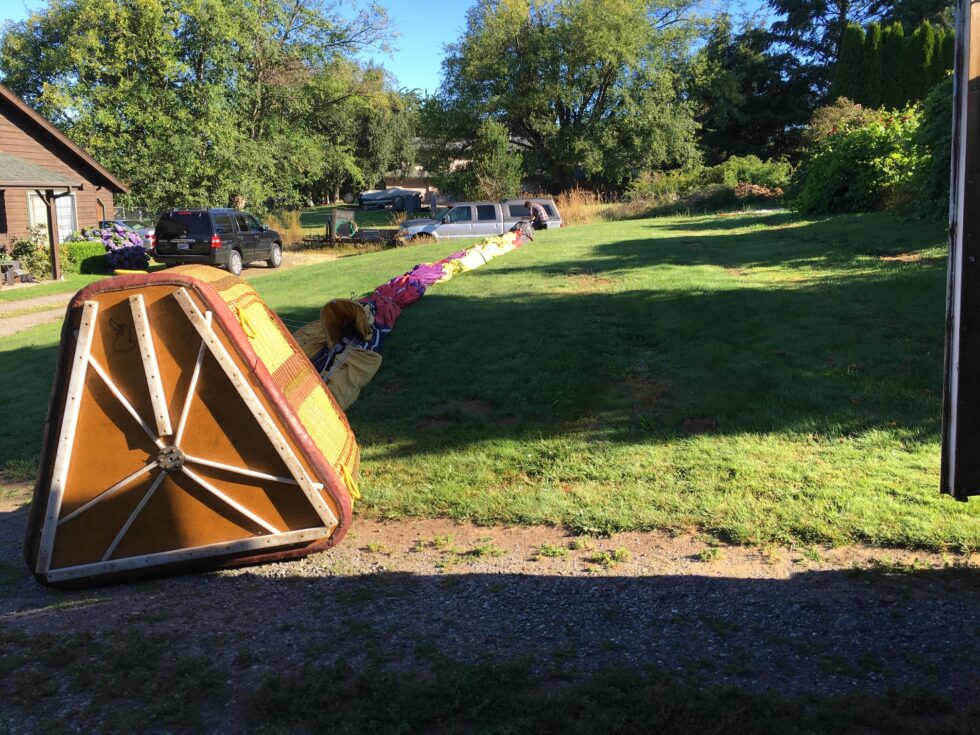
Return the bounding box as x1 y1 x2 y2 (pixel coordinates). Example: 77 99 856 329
791 107 923 215
78 223 149 271
105 245 150 270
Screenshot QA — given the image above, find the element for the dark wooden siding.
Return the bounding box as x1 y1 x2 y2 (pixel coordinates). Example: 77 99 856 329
0 100 116 248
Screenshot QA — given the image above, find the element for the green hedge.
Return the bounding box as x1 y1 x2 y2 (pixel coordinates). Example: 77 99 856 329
911 76 953 220
63 240 108 275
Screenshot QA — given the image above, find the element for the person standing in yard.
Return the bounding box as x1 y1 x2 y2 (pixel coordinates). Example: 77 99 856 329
525 200 548 229
426 188 438 216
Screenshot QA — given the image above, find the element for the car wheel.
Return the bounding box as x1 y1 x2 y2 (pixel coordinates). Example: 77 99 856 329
227 249 243 277
267 243 283 268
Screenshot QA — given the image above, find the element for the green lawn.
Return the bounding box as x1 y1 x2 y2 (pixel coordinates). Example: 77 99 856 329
0 273 103 303
2 210 978 551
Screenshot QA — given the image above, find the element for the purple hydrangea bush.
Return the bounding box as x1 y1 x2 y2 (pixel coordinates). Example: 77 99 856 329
80 223 149 271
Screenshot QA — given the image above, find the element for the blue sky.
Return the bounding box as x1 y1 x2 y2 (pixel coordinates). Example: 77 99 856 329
0 0 768 94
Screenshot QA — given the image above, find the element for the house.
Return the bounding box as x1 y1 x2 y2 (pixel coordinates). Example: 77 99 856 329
0 82 128 278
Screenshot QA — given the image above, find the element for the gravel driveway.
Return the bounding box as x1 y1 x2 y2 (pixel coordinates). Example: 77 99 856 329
1 483 978 732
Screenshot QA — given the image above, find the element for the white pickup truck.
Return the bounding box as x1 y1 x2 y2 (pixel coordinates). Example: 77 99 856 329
396 198 562 241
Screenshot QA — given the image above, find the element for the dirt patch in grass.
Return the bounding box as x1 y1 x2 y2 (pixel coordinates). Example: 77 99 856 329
682 416 717 435
418 400 496 430
628 378 669 408
567 269 615 290
879 252 922 263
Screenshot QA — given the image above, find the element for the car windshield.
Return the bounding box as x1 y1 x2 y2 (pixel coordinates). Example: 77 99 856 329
122 220 150 228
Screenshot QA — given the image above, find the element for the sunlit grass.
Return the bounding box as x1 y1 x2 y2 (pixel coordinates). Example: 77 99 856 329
1 210 977 550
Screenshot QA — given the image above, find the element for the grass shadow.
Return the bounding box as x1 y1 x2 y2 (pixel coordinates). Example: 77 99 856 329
0 519 977 733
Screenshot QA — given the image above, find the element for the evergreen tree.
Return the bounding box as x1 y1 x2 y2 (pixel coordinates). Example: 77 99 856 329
929 28 949 85
688 19 817 163
832 24 866 102
905 21 937 102
940 29 956 72
880 23 906 108
862 23 884 107
920 20 938 87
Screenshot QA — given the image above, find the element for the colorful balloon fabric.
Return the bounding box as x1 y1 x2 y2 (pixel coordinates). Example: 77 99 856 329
293 228 532 408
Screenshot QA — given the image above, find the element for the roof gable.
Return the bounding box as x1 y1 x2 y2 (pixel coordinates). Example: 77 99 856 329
0 83 129 193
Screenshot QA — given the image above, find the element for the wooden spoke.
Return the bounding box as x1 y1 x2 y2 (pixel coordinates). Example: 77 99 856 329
36 301 99 574
102 470 167 561
183 454 300 486
88 356 164 449
58 461 159 526
172 288 337 528
180 465 281 534
129 294 173 437
174 311 212 446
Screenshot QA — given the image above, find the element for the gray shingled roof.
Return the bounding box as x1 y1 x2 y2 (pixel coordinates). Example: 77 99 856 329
0 151 82 188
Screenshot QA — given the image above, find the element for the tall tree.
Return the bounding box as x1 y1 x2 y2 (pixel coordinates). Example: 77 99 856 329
887 0 952 29
435 119 524 200
0 0 402 213
831 23 866 102
767 0 951 91
767 0 886 76
905 20 937 103
940 27 955 69
928 27 948 85
860 22 883 107
688 17 818 163
880 22 906 108
426 0 702 190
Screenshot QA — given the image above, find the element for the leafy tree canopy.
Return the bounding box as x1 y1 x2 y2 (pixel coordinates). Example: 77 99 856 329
0 0 417 214
423 0 702 190
433 119 524 200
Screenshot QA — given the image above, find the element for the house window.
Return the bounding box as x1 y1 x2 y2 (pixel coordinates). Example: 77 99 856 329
56 195 77 241
27 193 47 234
27 192 77 243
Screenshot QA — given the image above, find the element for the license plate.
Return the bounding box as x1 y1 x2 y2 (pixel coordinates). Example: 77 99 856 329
177 243 190 250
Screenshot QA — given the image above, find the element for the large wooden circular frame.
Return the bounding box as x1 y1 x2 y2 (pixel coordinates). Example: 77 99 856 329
25 276 354 587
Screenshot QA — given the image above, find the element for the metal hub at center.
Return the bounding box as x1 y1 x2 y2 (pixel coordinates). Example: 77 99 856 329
158 445 185 473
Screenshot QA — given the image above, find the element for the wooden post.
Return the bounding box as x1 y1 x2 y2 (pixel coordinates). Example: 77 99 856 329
942 0 980 499
43 188 62 281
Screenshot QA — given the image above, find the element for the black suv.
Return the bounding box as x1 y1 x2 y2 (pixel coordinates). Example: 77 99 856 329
152 208 282 276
